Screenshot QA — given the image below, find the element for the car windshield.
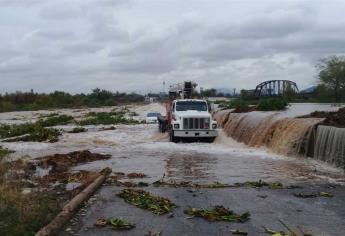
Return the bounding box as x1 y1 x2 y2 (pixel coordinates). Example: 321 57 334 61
147 112 160 117
176 101 208 111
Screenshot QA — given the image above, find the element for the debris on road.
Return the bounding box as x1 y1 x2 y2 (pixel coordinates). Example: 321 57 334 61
153 179 284 189
230 229 248 235
293 193 317 198
34 150 111 174
107 217 135 230
263 226 297 236
94 218 107 227
319 191 333 197
184 205 250 223
127 172 147 178
67 127 88 133
294 192 334 198
234 180 283 189
145 231 162 236
117 188 175 215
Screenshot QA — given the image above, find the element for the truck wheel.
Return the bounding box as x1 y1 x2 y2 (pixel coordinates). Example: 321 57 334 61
169 131 179 143
206 137 216 143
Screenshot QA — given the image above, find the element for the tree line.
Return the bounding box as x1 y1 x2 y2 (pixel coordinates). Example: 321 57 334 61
0 88 145 113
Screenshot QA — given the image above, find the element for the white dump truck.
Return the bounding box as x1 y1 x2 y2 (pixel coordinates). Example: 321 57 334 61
158 81 218 142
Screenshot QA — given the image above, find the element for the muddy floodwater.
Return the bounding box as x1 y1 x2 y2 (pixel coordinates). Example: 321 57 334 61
1 103 345 236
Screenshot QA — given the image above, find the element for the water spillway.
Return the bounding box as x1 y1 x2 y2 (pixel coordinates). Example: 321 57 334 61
216 105 345 168
314 125 345 168
219 111 321 156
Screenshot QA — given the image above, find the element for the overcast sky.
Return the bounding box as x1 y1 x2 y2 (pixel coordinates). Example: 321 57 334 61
1 0 345 94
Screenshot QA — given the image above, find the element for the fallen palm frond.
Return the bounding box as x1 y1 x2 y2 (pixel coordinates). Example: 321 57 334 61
185 205 250 223
94 217 135 230
117 189 175 215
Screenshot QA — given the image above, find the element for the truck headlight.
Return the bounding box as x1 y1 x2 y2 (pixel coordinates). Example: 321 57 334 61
212 124 217 129
174 124 180 129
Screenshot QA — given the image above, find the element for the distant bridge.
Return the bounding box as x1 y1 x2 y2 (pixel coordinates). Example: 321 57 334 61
254 80 299 97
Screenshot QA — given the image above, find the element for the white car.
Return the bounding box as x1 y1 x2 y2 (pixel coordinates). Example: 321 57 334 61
146 112 161 123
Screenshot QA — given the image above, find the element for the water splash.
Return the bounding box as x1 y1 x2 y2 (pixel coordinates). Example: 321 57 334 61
314 125 345 168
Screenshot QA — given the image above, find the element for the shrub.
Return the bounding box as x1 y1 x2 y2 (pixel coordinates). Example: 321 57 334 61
78 112 139 126
0 123 61 142
37 115 74 127
256 98 288 111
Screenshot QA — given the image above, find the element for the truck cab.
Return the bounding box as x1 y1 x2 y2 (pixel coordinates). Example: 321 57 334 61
169 99 218 142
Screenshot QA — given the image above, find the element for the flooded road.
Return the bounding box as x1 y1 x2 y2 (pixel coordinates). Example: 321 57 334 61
1 103 345 235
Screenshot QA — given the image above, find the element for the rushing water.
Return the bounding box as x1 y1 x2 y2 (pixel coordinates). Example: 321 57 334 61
314 125 345 168
0 104 344 185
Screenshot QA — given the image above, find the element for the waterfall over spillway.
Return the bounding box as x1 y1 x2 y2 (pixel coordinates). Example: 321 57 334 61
314 125 345 168
219 111 323 156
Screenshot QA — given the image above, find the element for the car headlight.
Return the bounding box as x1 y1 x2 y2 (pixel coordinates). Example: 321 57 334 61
174 124 180 129
212 124 217 129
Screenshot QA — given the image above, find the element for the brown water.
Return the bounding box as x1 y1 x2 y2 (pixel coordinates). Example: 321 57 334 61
218 104 343 157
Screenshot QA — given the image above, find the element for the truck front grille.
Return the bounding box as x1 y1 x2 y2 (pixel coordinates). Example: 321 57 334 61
183 118 210 130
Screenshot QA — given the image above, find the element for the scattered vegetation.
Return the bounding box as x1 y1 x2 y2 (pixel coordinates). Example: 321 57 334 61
37 114 74 127
0 89 145 113
233 180 283 189
78 112 139 126
0 145 60 236
0 146 14 158
256 98 288 111
67 127 88 133
185 206 250 223
0 123 61 142
95 217 135 230
218 99 251 111
118 189 175 215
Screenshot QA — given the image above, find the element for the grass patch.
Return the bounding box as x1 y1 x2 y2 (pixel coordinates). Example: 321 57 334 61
78 112 139 126
38 115 74 127
185 205 250 223
0 123 61 142
117 189 175 215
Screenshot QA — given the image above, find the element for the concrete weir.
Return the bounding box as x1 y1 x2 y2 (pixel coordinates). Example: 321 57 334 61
215 106 345 168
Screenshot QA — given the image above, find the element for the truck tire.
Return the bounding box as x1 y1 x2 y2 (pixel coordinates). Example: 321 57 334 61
169 131 179 143
206 137 216 143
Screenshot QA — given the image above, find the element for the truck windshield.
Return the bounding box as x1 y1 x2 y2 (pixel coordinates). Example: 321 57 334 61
176 101 208 111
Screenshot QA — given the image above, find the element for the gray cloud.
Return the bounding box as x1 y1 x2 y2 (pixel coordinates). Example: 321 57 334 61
0 0 345 93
